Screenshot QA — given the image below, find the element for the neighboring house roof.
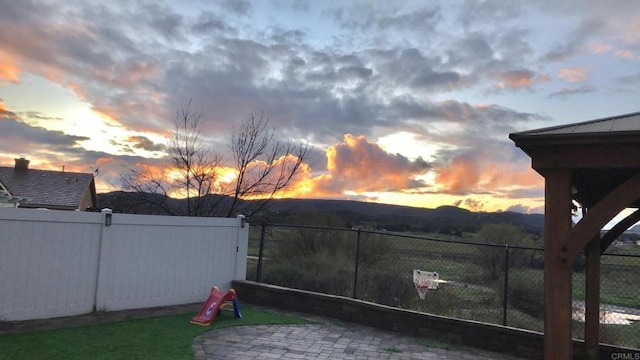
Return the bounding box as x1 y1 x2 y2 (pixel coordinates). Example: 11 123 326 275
0 166 97 210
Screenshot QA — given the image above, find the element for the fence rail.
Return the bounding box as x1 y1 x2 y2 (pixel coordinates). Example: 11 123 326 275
248 222 640 349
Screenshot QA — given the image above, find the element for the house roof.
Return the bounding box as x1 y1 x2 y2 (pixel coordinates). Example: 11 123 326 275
0 166 96 209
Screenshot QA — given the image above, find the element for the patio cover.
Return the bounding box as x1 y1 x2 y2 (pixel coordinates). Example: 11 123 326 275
510 112 640 359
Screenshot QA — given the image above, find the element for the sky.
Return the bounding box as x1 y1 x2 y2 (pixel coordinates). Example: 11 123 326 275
0 0 639 214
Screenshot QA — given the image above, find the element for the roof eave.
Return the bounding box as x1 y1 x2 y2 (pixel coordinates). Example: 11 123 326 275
510 131 640 150
510 111 640 138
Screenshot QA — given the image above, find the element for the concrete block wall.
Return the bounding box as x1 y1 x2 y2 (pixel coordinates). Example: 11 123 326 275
232 280 635 360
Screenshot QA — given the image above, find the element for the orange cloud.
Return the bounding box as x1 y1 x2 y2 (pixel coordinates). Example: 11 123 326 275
435 150 543 198
589 43 614 54
0 61 20 84
0 50 20 84
254 134 433 200
435 155 481 195
258 160 315 199
114 61 161 87
557 67 588 83
312 134 431 195
492 70 549 90
588 43 637 59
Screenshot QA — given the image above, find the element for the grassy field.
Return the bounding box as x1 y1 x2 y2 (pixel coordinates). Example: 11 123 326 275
0 306 311 360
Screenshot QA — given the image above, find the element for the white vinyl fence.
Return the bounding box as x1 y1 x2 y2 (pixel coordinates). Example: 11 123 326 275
0 208 248 321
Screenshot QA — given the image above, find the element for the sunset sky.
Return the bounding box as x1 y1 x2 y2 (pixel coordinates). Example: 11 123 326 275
1 0 639 214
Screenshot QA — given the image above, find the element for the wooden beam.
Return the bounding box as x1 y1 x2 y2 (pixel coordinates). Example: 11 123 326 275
600 209 640 254
543 170 574 359
564 172 640 260
584 236 601 360
530 145 640 170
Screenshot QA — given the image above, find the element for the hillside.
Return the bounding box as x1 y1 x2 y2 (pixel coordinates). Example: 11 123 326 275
265 198 544 235
97 191 544 235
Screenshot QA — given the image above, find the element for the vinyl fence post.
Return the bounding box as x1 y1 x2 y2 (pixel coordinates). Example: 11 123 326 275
352 228 361 299
502 243 510 326
256 222 267 282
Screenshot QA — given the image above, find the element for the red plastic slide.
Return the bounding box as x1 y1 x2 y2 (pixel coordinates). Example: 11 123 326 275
191 286 242 326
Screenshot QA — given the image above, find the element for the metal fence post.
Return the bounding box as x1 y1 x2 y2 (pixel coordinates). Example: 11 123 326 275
352 228 361 299
502 243 510 326
256 222 267 282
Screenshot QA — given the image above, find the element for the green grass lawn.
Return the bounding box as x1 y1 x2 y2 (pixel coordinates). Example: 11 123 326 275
0 306 311 360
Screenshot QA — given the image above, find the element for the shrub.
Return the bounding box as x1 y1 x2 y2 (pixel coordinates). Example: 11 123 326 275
475 224 537 280
262 264 307 289
261 227 395 299
357 270 412 306
508 271 544 318
408 287 470 317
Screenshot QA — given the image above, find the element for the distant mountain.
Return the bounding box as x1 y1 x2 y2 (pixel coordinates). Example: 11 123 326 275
96 192 544 235
265 198 544 235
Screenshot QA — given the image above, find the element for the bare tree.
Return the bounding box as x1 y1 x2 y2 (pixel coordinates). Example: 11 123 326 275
227 113 310 217
122 104 309 218
122 101 224 216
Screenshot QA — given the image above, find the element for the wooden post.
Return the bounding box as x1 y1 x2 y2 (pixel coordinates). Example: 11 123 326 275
543 170 574 360
584 236 601 360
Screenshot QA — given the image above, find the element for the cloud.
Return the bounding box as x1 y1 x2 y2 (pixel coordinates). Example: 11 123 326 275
20 112 64 122
0 114 89 151
105 135 168 156
492 69 550 90
0 60 20 84
323 134 430 191
220 0 252 15
537 1 640 64
615 74 640 86
191 12 237 35
417 101 550 142
0 2 179 133
446 35 495 69
125 136 166 152
433 139 543 197
4 0 637 210
540 18 606 63
0 102 159 193
0 1 552 148
0 101 16 117
557 67 588 83
614 50 636 59
284 134 432 198
453 198 486 212
330 3 441 34
457 1 525 29
506 203 544 214
546 85 596 99
589 43 613 54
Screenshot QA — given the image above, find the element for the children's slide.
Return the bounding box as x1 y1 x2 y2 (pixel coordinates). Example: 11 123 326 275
191 286 242 326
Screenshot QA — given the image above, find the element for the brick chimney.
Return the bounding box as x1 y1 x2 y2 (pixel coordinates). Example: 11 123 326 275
14 157 30 171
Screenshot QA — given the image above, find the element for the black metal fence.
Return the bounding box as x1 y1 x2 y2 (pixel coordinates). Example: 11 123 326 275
247 223 640 349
